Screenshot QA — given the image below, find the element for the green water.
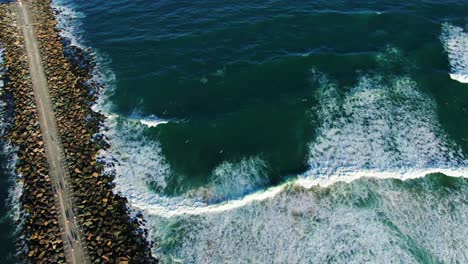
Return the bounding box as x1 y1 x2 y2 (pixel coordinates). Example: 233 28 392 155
1 0 467 262
73 2 468 194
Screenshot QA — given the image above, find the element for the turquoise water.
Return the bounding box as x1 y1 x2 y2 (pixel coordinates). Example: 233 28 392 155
1 0 468 262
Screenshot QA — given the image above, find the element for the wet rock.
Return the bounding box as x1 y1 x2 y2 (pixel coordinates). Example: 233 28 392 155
1 0 158 262
0 4 65 263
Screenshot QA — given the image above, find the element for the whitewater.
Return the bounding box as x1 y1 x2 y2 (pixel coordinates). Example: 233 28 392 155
94 66 468 219
441 23 468 84
50 1 468 262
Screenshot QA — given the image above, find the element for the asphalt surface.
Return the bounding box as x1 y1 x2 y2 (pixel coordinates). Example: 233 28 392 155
14 0 90 263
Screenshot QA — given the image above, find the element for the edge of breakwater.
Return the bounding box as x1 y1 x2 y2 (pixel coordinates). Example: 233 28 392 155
0 0 157 262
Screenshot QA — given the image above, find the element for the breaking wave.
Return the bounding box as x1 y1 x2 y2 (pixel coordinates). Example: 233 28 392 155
304 70 466 180
98 116 171 199
152 175 468 263
441 23 468 83
53 0 86 48
127 112 170 128
51 0 275 215
141 62 468 262
129 67 468 218
205 156 269 202
48 4 468 262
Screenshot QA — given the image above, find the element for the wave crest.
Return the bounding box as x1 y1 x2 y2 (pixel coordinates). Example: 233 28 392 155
306 69 465 181
441 23 468 83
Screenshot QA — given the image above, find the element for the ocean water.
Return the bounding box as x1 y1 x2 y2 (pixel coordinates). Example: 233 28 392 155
2 0 468 263
0 45 21 263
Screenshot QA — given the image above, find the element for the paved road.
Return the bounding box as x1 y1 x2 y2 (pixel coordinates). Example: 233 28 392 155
14 1 90 263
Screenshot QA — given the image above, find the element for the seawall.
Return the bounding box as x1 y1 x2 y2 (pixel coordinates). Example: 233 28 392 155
0 0 157 262
0 4 65 263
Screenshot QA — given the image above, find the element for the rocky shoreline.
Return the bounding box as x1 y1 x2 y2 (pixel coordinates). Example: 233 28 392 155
0 4 66 263
0 0 157 263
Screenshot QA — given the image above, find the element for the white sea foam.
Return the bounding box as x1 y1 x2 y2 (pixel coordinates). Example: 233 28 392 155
50 0 272 219
99 116 171 197
0 50 3 70
5 152 22 227
141 68 468 262
151 176 468 263
52 0 86 49
51 0 172 200
50 0 278 221
139 118 169 128
51 0 468 217
195 156 269 202
0 52 4 88
52 0 116 113
441 23 468 83
51 1 175 251
49 2 468 262
128 112 170 128
119 68 468 217
126 167 467 219
305 70 466 181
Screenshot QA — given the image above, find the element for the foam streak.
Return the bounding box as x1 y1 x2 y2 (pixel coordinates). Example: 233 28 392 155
441 23 468 84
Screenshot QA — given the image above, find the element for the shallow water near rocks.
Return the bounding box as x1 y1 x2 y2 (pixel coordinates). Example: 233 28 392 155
0 44 20 264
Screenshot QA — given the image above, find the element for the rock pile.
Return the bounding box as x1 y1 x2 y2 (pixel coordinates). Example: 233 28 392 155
0 4 66 264
28 0 157 263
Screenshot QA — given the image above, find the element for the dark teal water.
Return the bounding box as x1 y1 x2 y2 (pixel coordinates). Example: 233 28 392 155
2 0 468 262
0 156 18 264
64 0 468 195
0 46 19 263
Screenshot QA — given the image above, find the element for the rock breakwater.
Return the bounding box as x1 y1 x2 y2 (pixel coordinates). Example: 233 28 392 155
29 0 157 263
1 0 157 262
0 4 65 263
